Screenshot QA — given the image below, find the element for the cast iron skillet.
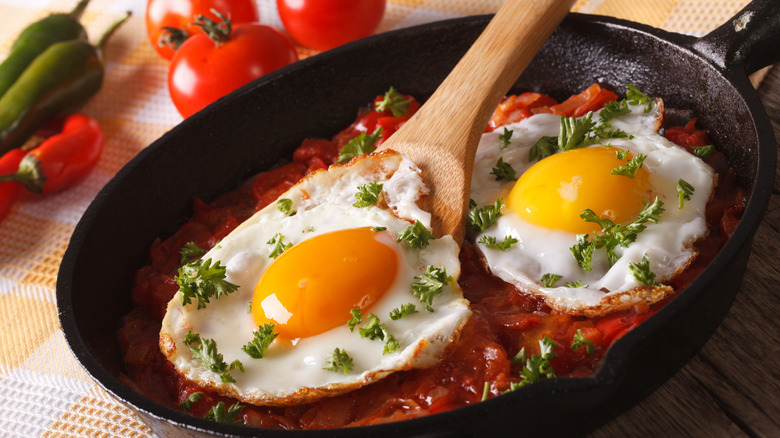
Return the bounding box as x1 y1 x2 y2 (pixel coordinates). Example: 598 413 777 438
58 0 779 436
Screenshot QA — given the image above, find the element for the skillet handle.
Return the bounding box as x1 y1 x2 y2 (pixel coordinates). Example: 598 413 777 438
691 0 780 74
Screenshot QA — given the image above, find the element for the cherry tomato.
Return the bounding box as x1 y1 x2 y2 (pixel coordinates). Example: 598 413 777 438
277 0 386 51
168 14 298 118
145 0 259 60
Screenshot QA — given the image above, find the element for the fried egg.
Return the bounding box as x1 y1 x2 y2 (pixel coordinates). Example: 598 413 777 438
160 151 470 406
470 98 715 316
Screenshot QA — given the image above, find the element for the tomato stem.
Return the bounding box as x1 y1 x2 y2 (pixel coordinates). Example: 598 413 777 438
193 9 232 46
158 26 189 51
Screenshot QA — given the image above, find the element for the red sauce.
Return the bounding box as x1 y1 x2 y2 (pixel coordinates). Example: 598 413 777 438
118 86 744 428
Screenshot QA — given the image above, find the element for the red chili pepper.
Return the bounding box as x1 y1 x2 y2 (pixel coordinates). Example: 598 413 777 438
0 113 103 194
0 148 27 221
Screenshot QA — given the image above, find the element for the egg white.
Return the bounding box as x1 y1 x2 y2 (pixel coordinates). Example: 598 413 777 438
470 100 715 315
160 151 471 406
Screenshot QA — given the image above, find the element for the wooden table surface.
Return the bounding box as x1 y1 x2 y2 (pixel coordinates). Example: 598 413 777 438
591 66 780 437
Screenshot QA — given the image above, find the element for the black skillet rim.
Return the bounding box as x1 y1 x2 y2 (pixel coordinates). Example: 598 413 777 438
57 11 776 437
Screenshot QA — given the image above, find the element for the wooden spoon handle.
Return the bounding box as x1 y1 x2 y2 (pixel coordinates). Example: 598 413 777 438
380 0 575 243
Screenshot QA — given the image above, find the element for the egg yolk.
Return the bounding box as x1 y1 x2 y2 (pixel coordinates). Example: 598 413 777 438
253 227 399 339
507 147 652 233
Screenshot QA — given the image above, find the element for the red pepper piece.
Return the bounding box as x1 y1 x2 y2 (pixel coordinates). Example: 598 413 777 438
0 113 103 194
0 148 28 221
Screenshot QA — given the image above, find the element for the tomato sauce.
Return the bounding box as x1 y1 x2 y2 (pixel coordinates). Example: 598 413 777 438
118 86 744 428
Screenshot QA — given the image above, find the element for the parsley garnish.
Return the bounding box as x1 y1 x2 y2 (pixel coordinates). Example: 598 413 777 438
241 323 278 359
375 86 411 117
176 259 239 309
347 308 362 332
478 235 518 251
677 179 695 208
593 124 629 139
572 197 665 269
277 198 296 216
611 153 646 178
599 99 631 123
358 313 385 340
692 144 715 159
411 265 451 311
177 392 203 412
570 234 596 272
566 280 588 288
389 303 417 320
397 220 435 249
468 198 504 232
481 381 491 401
505 336 559 391
353 181 383 208
358 313 399 354
371 226 387 232
629 253 660 287
559 112 597 151
323 348 354 375
179 241 206 264
540 273 562 287
571 329 596 354
267 233 292 259
336 127 382 163
615 149 630 160
499 127 513 149
528 135 558 162
626 83 653 112
183 331 240 383
204 401 244 424
490 157 518 181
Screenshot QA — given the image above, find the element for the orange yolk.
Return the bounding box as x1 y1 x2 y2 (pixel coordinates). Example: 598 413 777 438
253 227 399 339
507 147 652 234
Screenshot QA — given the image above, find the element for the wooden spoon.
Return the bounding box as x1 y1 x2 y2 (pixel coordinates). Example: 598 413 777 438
377 0 575 244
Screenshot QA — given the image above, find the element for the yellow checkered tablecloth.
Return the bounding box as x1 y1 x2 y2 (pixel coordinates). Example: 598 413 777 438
0 0 756 436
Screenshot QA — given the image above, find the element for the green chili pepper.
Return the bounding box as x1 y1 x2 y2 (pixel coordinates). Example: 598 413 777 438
0 0 91 100
0 11 131 155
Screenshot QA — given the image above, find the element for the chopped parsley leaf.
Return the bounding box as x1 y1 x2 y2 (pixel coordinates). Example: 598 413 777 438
599 99 631 123
267 233 292 259
468 198 504 232
611 153 646 178
347 308 362 332
353 181 383 208
371 226 387 232
323 348 354 375
566 280 588 288
357 313 399 354
626 83 653 112
571 329 597 354
528 135 558 162
375 86 411 117
505 336 559 391
337 127 383 163
177 392 203 412
411 265 451 311
389 303 417 320
241 323 278 359
692 144 715 159
183 331 239 383
397 220 435 249
677 179 695 208
490 157 518 181
176 258 239 309
204 401 244 424
179 241 206 265
277 198 296 216
559 112 597 151
478 234 518 251
540 273 562 287
629 253 661 287
498 127 513 149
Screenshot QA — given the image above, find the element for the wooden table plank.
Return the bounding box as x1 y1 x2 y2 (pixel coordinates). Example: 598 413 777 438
591 65 780 437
